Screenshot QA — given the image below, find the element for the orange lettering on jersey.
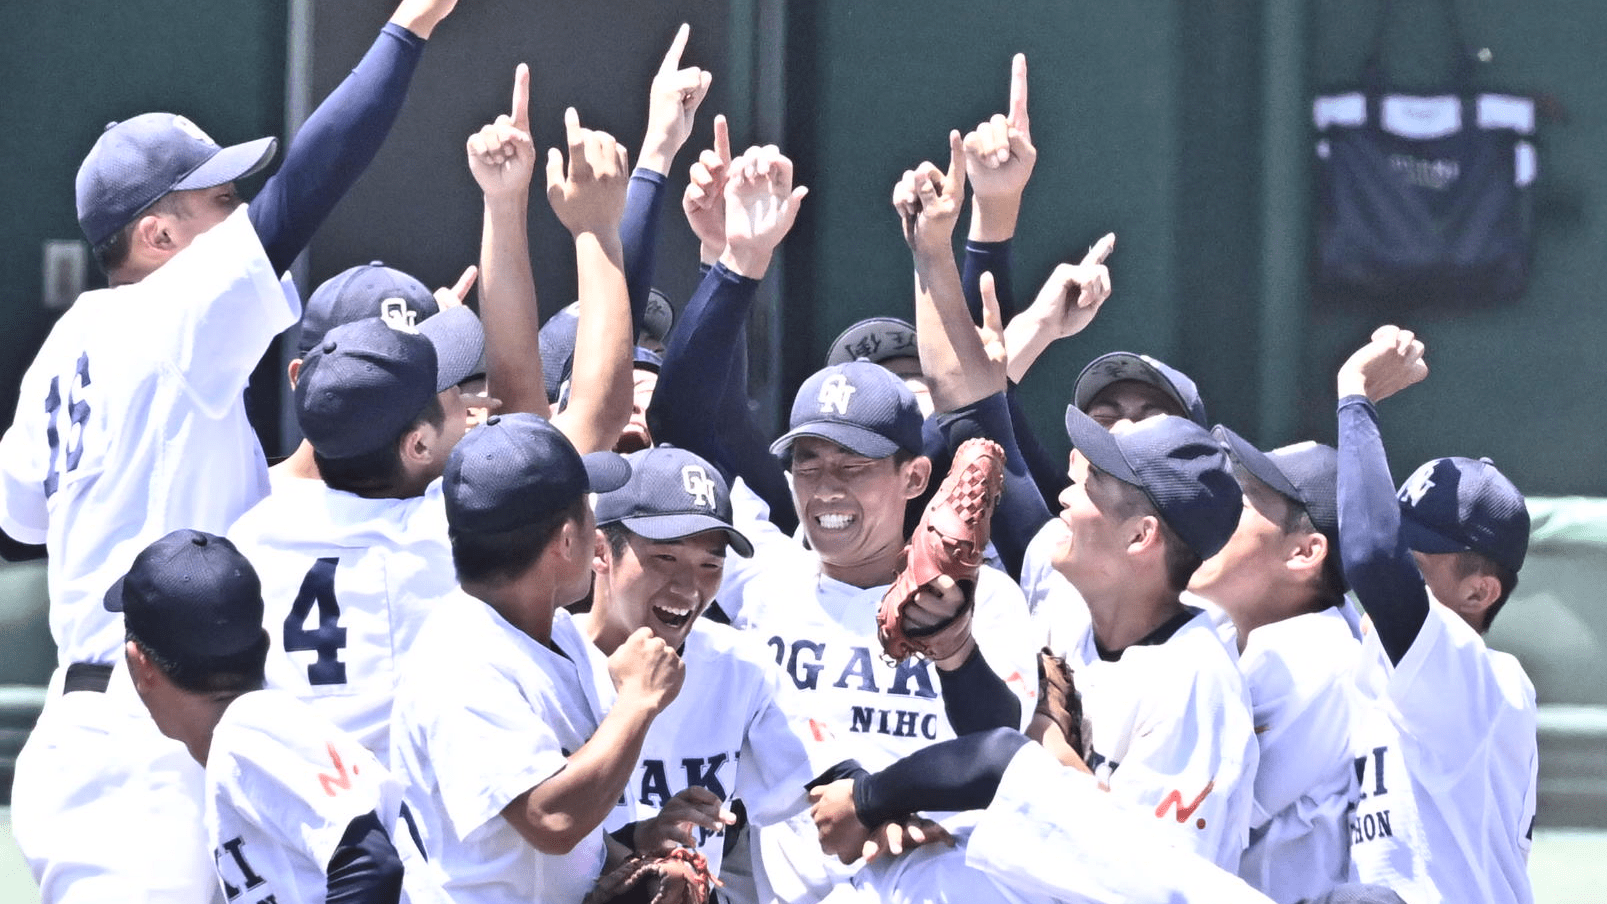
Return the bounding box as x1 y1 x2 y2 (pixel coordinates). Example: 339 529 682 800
808 719 835 742
1004 670 1037 701
318 742 354 797
1155 780 1215 824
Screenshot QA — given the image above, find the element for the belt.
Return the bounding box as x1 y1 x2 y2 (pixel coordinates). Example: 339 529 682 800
64 662 113 693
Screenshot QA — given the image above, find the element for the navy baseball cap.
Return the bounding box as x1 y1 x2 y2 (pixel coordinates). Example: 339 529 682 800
298 262 441 357
596 446 753 557
643 288 676 344
1214 427 1345 585
771 361 926 461
539 303 582 405
1065 407 1242 559
76 113 277 247
105 530 269 676
1397 457 1529 574
825 317 918 367
1073 352 1208 426
444 413 631 534
296 307 485 459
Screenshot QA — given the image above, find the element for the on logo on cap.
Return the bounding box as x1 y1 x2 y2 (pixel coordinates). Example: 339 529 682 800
682 465 716 509
818 374 857 415
380 298 419 331
1399 463 1437 508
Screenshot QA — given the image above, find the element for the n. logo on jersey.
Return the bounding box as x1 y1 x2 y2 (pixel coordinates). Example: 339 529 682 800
1399 463 1437 508
682 465 717 509
818 374 857 415
379 298 418 332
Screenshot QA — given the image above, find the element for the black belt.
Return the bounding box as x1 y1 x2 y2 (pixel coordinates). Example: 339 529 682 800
64 662 113 693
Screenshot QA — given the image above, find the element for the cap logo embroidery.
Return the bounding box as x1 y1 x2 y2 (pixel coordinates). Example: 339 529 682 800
380 298 419 333
171 116 214 145
682 465 717 509
1399 465 1436 507
818 374 857 415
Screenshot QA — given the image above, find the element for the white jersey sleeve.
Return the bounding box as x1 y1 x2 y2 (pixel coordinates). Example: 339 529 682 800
208 689 447 904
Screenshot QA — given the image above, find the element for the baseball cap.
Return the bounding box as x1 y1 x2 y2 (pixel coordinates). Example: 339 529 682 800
105 529 269 676
771 361 926 461
596 446 754 557
298 262 441 357
1065 407 1243 559
76 113 277 248
1397 457 1529 574
643 288 676 344
824 317 918 367
1214 427 1345 583
444 413 631 534
1073 352 1208 426
538 304 582 405
295 307 485 459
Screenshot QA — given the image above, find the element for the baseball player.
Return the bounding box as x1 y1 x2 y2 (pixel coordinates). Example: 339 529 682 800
112 529 448 904
1336 326 1538 904
1190 428 1359 902
3 1 464 898
228 307 483 767
389 413 694 904
574 444 840 886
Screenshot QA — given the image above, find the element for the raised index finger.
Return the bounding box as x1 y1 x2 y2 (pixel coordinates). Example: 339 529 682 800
713 113 732 166
1080 232 1116 267
1008 53 1030 135
511 63 531 131
660 22 691 75
945 130 966 194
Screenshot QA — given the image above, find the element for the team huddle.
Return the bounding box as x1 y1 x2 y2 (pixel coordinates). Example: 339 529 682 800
0 2 1538 904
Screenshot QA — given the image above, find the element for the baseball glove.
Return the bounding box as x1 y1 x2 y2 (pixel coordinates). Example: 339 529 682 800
1035 648 1086 759
583 847 717 904
877 438 1005 662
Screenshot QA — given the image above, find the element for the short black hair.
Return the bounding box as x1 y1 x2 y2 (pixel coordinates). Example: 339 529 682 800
315 396 446 496
92 192 188 275
128 631 267 696
600 521 633 558
452 495 589 587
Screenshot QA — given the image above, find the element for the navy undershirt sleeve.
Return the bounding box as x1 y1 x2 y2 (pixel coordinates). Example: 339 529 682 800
648 264 797 533
937 644 1022 735
1337 394 1428 665
938 392 1054 580
621 169 668 336
324 811 404 904
961 239 1017 322
851 728 1029 827
250 23 425 274
1006 385 1067 507
0 527 46 562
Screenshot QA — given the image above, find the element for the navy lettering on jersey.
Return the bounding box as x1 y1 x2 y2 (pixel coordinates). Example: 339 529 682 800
283 557 348 685
639 760 673 808
782 639 826 690
1353 745 1389 799
833 647 878 692
888 658 938 699
848 705 940 739
42 353 92 498
1350 808 1394 844
216 836 267 899
684 754 731 801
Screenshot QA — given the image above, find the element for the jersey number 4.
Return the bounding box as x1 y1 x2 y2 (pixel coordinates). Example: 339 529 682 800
284 557 348 685
42 353 92 498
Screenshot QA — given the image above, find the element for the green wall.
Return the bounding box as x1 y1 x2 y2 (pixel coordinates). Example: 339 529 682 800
0 1 287 433
783 0 1607 497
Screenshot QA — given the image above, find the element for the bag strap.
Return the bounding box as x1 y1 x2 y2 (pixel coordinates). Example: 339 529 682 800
1363 0 1477 94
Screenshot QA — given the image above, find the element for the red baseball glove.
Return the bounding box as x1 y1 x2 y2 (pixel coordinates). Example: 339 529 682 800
877 438 1005 662
583 847 717 904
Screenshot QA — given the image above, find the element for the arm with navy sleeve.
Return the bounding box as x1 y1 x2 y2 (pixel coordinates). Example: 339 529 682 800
249 23 426 273
1337 394 1428 666
621 170 668 336
324 812 404 904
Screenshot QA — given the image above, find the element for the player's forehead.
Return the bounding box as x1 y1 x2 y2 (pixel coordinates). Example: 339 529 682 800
790 436 883 466
1234 465 1296 526
1085 380 1183 418
629 529 729 558
878 355 924 381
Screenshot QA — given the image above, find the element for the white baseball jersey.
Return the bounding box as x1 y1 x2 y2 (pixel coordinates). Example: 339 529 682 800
207 689 448 904
0 205 298 668
391 595 609 904
1235 607 1359 903
1019 520 1085 653
1347 598 1538 904
710 476 806 625
228 478 454 767
1056 608 1259 872
734 552 1039 903
585 619 837 878
861 741 1275 904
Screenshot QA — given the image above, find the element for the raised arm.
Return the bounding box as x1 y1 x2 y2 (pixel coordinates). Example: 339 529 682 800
545 109 634 453
1336 325 1431 665
1003 235 1114 383
249 0 461 272
466 63 550 418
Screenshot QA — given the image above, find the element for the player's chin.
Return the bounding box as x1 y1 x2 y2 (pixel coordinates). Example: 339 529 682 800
613 424 653 454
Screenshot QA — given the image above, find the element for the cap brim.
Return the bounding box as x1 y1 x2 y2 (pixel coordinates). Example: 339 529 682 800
103 575 128 613
583 452 632 494
419 306 486 391
770 422 901 461
1398 510 1472 556
1213 424 1303 505
172 136 278 191
621 513 755 558
1063 405 1140 485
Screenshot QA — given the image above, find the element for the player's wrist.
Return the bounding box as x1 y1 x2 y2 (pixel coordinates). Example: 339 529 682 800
968 196 1021 243
719 244 773 279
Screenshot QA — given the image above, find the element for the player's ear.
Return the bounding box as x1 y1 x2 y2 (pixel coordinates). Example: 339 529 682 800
286 358 303 389
125 639 158 694
1288 530 1327 576
1126 514 1162 557
901 455 932 499
1453 570 1503 624
592 529 611 575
